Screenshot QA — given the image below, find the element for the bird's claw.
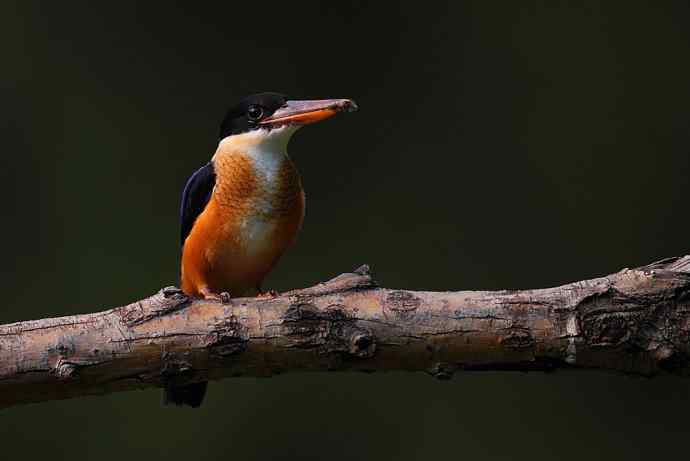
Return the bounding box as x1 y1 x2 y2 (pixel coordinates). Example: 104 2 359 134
256 289 279 299
202 289 232 304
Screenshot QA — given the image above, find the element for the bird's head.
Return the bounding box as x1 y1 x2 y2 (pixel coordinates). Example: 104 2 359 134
218 92 358 142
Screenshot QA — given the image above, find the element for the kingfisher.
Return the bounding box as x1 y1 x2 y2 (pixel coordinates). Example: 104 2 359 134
164 92 358 407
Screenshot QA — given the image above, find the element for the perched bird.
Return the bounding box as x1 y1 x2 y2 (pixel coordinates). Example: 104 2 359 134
164 92 357 407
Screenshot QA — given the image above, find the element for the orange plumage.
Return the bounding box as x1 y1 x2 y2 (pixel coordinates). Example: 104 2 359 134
181 132 305 298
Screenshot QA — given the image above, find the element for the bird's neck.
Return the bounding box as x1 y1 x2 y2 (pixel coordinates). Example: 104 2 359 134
212 128 303 215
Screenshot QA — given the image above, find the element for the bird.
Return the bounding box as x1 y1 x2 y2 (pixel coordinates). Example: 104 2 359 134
164 92 358 407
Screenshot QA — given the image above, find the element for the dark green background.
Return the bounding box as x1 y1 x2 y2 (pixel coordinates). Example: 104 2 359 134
2 2 689 460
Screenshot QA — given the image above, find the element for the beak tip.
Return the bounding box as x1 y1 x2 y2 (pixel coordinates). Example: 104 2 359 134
340 99 359 113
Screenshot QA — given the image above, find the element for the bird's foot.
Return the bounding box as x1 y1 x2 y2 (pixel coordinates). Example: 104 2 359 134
201 288 232 304
256 289 279 299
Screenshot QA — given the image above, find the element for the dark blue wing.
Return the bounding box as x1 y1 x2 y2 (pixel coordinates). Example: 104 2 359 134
180 162 216 247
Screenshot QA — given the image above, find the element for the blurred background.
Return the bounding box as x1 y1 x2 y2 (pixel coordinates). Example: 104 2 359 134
2 1 689 460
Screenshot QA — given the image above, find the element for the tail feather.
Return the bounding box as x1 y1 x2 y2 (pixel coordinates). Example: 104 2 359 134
163 381 208 408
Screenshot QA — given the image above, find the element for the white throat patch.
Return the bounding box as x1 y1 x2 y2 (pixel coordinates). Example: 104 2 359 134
218 126 299 186
247 126 298 185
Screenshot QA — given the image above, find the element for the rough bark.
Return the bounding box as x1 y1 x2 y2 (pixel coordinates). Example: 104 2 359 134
1 256 689 409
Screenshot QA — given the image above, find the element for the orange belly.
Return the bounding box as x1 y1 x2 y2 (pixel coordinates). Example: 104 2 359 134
181 190 304 298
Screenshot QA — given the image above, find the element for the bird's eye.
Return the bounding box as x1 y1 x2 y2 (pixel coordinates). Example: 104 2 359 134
247 105 264 121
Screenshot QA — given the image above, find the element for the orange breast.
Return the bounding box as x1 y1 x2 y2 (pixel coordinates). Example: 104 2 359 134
181 151 304 298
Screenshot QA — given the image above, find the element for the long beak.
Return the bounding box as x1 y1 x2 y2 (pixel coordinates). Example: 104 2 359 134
259 99 358 126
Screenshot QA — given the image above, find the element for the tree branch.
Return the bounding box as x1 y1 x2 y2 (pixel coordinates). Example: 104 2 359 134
2 256 690 409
